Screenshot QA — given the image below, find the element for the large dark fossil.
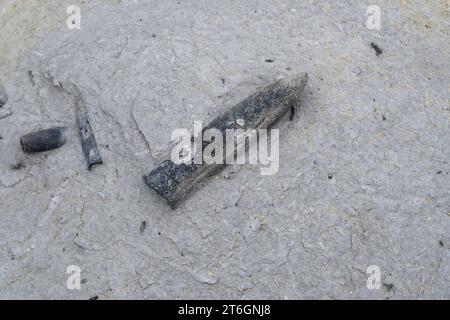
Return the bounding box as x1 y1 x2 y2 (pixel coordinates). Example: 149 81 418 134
144 73 308 208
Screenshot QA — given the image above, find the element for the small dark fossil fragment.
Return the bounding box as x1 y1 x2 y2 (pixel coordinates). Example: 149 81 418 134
20 127 66 153
383 283 395 292
10 160 25 170
140 221 146 233
370 42 383 56
0 83 7 108
144 73 308 208
289 106 296 120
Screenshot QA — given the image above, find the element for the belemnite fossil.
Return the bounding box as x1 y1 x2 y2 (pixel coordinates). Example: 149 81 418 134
60 81 103 170
20 127 67 153
144 73 309 208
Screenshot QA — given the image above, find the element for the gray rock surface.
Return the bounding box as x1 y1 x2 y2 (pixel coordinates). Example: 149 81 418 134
0 0 449 299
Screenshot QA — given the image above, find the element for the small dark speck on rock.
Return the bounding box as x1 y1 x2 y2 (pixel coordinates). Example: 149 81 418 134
381 114 387 121
10 161 25 170
0 86 7 107
289 106 295 121
140 221 146 233
370 42 383 56
152 34 156 38
221 78 225 85
158 232 161 235
89 296 99 300
437 170 442 174
265 59 274 63
383 283 394 292
81 279 88 284
328 173 333 179
439 240 444 247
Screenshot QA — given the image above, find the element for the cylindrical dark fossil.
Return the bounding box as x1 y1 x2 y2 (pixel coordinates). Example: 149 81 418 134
143 73 308 208
77 110 103 170
20 127 67 153
61 81 103 170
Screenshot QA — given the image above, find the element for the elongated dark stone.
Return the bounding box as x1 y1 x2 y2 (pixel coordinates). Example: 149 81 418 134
77 110 102 170
143 73 308 208
58 81 103 170
20 127 66 153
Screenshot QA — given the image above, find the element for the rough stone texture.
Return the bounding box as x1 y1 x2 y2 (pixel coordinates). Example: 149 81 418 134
0 0 449 299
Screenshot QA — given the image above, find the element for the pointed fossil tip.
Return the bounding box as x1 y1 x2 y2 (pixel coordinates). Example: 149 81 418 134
277 73 308 103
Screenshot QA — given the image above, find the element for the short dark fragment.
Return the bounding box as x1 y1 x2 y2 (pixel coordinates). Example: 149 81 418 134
265 59 275 62
370 42 383 56
89 296 99 300
28 70 35 86
140 221 146 233
10 161 25 170
289 106 295 121
144 73 308 208
383 283 395 292
439 240 444 247
20 127 66 153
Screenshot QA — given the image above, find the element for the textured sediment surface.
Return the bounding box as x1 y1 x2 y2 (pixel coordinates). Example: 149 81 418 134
0 0 448 299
